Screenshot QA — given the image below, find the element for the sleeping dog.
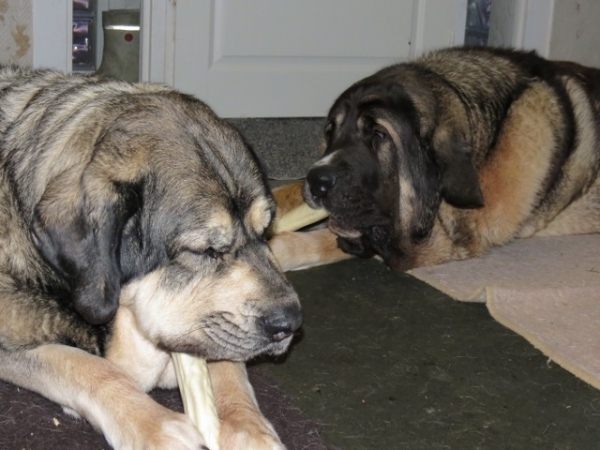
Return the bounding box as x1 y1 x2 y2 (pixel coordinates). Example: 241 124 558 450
0 66 301 449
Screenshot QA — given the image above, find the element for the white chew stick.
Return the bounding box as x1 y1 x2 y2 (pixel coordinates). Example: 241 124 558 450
274 203 329 233
172 352 220 450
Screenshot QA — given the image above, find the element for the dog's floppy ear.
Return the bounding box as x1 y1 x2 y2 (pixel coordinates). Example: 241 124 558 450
368 86 441 242
433 128 484 208
397 128 441 240
31 170 137 325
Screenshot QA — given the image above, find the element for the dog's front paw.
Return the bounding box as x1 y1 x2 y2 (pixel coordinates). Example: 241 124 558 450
155 413 210 450
109 405 208 450
219 409 285 450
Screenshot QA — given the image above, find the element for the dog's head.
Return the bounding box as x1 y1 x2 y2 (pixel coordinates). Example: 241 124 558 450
28 91 301 361
305 75 483 270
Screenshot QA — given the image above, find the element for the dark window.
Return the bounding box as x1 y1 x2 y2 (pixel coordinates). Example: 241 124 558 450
465 0 493 46
73 0 96 71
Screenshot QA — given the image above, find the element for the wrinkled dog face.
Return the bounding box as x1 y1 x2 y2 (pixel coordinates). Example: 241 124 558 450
116 120 302 361
304 81 439 269
120 188 302 361
31 93 301 361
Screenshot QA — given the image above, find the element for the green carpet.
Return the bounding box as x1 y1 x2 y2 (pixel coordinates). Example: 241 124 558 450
259 258 600 450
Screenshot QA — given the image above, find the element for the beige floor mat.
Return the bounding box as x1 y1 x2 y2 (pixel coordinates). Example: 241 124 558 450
409 234 600 390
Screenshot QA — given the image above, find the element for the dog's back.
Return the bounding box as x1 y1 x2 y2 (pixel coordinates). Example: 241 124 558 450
388 48 600 261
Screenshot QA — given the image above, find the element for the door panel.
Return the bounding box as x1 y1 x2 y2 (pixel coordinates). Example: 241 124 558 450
146 0 467 117
215 2 413 58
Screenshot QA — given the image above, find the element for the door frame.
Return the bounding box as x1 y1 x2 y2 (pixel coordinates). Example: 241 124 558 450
32 0 73 71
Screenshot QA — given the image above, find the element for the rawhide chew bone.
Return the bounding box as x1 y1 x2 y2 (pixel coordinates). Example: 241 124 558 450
274 203 329 233
172 352 220 450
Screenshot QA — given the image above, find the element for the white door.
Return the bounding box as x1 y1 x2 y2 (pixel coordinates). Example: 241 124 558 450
142 0 468 118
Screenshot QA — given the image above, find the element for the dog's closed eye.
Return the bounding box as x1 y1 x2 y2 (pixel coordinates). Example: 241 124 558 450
203 247 224 259
182 247 226 260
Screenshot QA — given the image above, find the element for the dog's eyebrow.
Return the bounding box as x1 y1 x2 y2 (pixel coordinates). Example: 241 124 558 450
359 94 382 106
331 111 346 128
245 196 274 236
175 211 234 252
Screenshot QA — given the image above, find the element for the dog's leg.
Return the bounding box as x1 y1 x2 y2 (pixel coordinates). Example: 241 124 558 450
0 344 206 450
105 306 177 392
270 228 352 271
209 361 284 450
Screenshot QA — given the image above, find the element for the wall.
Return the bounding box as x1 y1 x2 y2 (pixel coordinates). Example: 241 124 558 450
488 0 554 57
488 0 600 67
0 0 33 66
549 0 600 67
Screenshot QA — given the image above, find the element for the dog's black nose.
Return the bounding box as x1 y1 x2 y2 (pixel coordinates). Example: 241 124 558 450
307 165 337 199
262 305 303 342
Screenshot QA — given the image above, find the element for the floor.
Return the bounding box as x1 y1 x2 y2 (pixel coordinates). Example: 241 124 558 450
258 258 600 450
235 118 600 450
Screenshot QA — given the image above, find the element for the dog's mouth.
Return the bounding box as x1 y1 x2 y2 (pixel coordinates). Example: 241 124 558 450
263 333 296 357
304 180 392 237
327 208 393 238
174 308 302 362
172 328 295 362
328 216 362 239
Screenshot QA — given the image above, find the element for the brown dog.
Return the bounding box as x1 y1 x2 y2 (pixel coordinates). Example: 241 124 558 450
271 47 600 272
0 66 301 449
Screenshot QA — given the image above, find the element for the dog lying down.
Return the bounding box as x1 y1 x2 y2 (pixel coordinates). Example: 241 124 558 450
271 47 600 273
0 66 302 450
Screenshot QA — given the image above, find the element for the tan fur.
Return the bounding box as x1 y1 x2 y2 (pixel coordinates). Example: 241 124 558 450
247 196 274 235
209 361 284 450
470 82 560 247
270 228 352 272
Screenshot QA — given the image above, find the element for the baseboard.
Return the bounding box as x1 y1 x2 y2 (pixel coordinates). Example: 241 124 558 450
228 117 324 180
